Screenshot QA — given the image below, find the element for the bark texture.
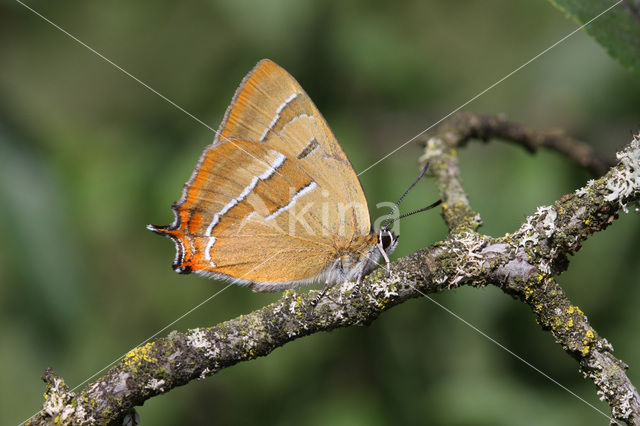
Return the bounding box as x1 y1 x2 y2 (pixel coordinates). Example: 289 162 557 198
27 114 640 425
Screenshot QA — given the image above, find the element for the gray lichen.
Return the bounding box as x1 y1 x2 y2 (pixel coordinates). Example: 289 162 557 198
26 128 640 426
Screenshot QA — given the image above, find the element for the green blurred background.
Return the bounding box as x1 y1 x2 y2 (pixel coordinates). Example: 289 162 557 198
1 0 639 424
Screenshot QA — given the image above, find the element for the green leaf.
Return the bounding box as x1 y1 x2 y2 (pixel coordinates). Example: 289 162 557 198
548 0 640 77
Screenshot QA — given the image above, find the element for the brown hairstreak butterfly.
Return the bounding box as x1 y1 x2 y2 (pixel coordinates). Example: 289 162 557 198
148 59 440 302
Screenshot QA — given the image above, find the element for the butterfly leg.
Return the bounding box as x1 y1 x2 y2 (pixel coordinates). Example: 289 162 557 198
352 273 363 295
377 241 392 276
310 280 332 307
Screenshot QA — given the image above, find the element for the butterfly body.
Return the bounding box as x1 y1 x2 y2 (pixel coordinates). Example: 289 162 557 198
149 59 397 292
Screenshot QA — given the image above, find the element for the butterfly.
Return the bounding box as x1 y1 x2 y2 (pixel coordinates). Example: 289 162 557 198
148 59 435 301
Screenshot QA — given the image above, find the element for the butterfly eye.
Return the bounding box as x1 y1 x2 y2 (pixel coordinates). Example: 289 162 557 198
380 232 393 250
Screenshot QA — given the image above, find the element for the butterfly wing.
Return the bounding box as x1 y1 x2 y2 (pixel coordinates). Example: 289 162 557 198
217 59 370 234
149 59 371 288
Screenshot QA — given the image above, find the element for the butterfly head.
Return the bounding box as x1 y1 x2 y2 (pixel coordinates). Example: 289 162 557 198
378 227 399 256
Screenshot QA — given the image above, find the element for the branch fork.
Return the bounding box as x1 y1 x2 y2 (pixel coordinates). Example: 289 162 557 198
28 115 640 425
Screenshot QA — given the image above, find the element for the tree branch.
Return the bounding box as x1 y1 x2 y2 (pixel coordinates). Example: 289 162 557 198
27 118 640 425
421 116 640 425
422 112 614 176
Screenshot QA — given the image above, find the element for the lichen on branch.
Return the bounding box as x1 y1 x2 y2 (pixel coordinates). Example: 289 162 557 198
26 122 640 426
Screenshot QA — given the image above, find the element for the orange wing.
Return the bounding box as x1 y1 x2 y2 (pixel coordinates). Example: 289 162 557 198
149 60 372 288
217 60 370 235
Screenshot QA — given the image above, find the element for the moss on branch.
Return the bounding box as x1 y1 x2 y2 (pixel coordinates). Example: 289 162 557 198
27 122 640 426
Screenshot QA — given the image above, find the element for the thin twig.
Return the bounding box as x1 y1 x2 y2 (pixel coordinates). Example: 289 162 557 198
420 112 613 176
26 132 640 426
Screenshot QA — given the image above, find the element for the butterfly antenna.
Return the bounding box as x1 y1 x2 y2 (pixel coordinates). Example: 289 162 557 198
382 162 432 229
386 198 443 225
